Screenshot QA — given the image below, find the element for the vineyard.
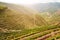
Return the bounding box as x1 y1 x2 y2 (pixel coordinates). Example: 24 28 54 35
0 2 60 40
0 25 60 40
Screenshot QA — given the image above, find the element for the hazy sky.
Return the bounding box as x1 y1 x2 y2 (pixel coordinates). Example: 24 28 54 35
0 0 60 5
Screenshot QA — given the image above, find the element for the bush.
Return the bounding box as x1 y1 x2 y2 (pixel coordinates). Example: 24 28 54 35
0 5 7 12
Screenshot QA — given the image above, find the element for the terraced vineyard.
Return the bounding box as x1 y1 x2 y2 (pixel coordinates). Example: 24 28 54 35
15 26 60 40
46 31 60 40
0 25 60 40
0 2 60 40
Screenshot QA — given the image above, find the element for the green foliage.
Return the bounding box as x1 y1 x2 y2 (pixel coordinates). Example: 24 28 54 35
0 25 60 40
0 4 7 12
25 28 60 40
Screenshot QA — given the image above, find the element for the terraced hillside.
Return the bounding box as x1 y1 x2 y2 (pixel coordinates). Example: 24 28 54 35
30 2 60 26
0 2 60 40
0 2 48 30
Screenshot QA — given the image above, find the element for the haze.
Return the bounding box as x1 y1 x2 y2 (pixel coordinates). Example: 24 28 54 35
0 0 60 5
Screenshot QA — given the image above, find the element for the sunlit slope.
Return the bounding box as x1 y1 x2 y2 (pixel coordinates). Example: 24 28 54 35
39 12 60 26
30 2 60 26
0 2 47 30
48 11 60 26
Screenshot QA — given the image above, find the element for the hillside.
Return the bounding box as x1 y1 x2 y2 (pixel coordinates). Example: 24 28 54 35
0 2 60 40
30 2 60 26
0 2 47 30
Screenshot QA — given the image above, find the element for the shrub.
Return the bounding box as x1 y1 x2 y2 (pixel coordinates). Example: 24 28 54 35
0 5 7 12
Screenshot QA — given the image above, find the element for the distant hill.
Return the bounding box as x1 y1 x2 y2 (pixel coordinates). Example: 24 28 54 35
31 2 60 13
0 2 47 30
30 2 60 26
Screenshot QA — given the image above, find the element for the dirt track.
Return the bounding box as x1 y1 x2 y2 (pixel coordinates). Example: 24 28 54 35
35 30 60 40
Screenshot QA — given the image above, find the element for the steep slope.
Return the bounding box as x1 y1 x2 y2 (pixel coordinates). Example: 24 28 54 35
0 2 47 31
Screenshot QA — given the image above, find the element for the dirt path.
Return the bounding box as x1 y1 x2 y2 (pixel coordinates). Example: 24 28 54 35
35 30 60 40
